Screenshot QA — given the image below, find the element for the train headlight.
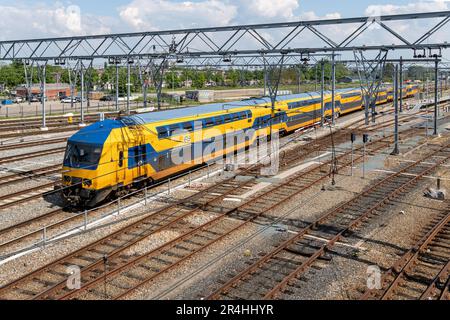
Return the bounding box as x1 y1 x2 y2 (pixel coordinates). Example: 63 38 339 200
83 179 92 187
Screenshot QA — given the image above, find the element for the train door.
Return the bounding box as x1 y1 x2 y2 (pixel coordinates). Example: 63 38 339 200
133 144 147 178
139 144 148 178
117 143 126 183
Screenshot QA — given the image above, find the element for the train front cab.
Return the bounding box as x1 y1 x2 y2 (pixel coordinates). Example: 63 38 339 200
61 120 127 207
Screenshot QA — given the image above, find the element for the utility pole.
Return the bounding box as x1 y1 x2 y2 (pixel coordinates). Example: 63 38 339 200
80 62 86 127
116 62 120 111
321 61 325 127
392 64 399 155
127 58 131 115
434 56 439 135
331 53 336 125
399 56 403 113
40 62 48 131
263 60 267 95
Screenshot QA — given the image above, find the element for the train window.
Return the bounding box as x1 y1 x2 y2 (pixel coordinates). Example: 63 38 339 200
168 124 181 136
231 113 239 121
64 143 103 169
204 118 214 128
223 114 232 123
247 111 252 118
182 122 193 131
215 116 224 125
157 127 169 139
119 151 124 167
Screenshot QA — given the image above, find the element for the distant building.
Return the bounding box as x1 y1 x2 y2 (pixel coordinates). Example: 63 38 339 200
15 83 74 100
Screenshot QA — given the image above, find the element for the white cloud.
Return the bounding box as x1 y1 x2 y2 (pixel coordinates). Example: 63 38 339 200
118 0 238 30
245 0 299 19
0 3 112 40
365 0 449 16
118 0 305 31
300 11 342 20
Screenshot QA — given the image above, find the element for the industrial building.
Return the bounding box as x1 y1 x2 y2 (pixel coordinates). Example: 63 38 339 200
15 83 74 100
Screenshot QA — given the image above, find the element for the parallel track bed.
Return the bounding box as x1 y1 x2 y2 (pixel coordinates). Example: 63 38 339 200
206 144 450 300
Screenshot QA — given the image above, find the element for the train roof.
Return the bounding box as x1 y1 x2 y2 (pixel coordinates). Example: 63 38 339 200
68 88 361 145
123 90 352 126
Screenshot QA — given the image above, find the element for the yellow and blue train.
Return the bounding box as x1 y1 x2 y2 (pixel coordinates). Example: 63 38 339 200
61 84 419 206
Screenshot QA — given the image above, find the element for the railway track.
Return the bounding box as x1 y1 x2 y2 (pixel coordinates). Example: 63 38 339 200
0 120 398 300
0 138 68 152
0 113 406 260
0 147 65 165
361 209 449 300
0 127 82 140
0 114 109 127
0 181 57 210
0 164 61 188
205 143 450 300
0 103 436 298
0 113 119 140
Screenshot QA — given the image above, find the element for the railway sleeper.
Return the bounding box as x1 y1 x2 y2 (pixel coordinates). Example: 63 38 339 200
121 271 145 284
74 255 101 264
162 250 185 259
150 256 173 266
16 288 39 297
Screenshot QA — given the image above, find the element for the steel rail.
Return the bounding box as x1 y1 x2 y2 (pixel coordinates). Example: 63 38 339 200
379 215 449 300
359 206 449 300
0 165 61 188
0 181 57 210
207 143 450 300
0 106 420 298
0 147 65 164
0 139 68 151
420 260 450 300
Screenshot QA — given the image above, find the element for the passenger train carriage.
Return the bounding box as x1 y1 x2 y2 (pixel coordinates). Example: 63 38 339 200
61 84 419 207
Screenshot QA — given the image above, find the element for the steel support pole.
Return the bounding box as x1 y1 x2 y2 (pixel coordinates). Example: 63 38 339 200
434 57 439 135
143 83 148 109
115 63 119 111
392 64 399 155
331 54 336 125
40 64 48 131
321 62 325 127
70 83 74 110
80 64 85 127
127 60 131 115
399 56 403 113
263 62 267 95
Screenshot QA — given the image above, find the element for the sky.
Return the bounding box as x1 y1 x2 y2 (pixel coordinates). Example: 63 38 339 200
0 0 448 39
0 0 449 62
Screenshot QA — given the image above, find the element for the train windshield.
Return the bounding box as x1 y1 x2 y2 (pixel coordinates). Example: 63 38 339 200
64 143 103 169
